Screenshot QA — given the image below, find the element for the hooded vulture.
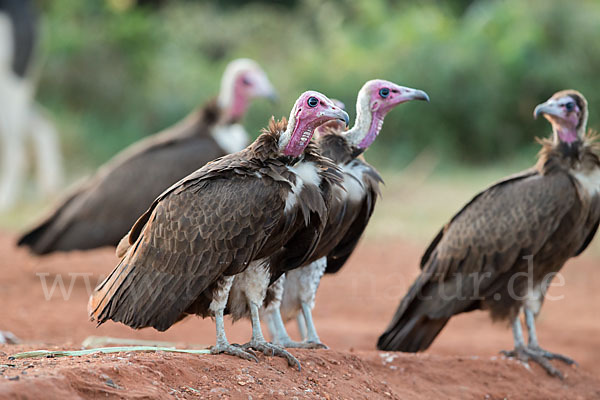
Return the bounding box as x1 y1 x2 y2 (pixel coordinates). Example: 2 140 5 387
263 80 429 349
88 91 349 368
17 58 276 254
377 90 600 378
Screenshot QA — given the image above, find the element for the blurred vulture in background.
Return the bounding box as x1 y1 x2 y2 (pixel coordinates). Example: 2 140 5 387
378 90 600 379
264 80 429 349
18 58 276 254
89 92 348 368
0 0 62 212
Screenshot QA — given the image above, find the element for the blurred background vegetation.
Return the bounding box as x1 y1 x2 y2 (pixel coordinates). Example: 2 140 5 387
36 0 600 173
5 0 600 241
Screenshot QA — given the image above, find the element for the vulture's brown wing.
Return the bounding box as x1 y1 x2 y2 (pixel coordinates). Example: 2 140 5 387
378 169 578 352
89 172 287 331
326 162 382 274
419 168 538 269
17 109 222 254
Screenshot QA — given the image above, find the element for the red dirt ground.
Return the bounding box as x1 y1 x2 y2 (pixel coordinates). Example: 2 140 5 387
1 231 599 399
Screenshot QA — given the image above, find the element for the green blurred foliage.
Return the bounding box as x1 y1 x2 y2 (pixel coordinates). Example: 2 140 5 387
36 0 600 173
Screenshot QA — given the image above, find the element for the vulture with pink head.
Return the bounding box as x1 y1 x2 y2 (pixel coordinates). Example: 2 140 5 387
378 90 600 379
18 58 276 254
264 80 429 349
88 91 349 368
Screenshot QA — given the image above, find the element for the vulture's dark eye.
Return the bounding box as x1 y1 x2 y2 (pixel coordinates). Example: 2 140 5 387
307 97 319 108
565 102 575 112
379 88 390 98
242 76 252 86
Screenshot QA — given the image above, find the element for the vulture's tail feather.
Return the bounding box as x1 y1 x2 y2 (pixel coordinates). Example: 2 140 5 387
377 271 452 352
17 188 83 254
377 313 449 352
17 219 55 255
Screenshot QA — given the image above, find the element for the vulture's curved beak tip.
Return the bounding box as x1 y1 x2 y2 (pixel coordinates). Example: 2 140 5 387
341 110 350 127
418 90 430 103
533 104 544 119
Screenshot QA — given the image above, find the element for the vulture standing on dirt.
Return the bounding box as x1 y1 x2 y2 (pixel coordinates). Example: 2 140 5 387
17 58 276 254
88 91 349 367
377 90 600 378
264 80 430 348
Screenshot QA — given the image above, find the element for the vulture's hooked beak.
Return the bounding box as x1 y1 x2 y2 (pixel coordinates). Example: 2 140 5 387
534 101 561 119
396 88 430 104
340 109 351 127
408 89 430 102
321 107 350 127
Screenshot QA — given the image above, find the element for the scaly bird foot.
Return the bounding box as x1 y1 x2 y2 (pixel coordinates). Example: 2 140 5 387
501 345 575 379
528 345 577 366
210 342 259 363
275 338 328 350
0 331 19 344
241 340 301 370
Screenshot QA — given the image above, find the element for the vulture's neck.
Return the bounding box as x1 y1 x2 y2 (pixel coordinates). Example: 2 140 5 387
344 103 383 150
217 78 247 123
252 117 307 165
537 131 600 174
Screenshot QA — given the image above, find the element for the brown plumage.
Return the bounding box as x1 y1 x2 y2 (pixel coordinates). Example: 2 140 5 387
18 58 276 254
89 117 340 328
88 91 349 366
378 90 599 378
18 103 225 254
318 133 382 274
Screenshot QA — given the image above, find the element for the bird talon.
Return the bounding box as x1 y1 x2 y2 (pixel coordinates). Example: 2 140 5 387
242 340 301 370
210 343 259 363
273 338 328 350
501 346 570 379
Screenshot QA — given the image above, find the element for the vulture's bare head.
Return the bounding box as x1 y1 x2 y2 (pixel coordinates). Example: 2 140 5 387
280 91 350 157
534 90 588 144
351 79 429 148
218 58 277 119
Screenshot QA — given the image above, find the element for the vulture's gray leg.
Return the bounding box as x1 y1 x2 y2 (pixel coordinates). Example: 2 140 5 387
501 314 571 379
524 308 576 365
209 277 258 363
264 274 322 350
296 312 307 341
0 331 19 344
268 305 325 349
266 306 296 346
280 258 328 349
242 302 301 370
300 302 327 349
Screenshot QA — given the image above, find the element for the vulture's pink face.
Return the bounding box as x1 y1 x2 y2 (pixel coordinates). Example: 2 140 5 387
228 66 277 119
357 80 429 149
284 91 350 157
367 80 430 115
534 92 585 143
235 67 277 102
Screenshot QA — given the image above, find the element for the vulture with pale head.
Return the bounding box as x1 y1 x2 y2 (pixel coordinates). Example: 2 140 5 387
264 80 429 349
18 58 276 254
378 90 600 378
88 91 349 368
